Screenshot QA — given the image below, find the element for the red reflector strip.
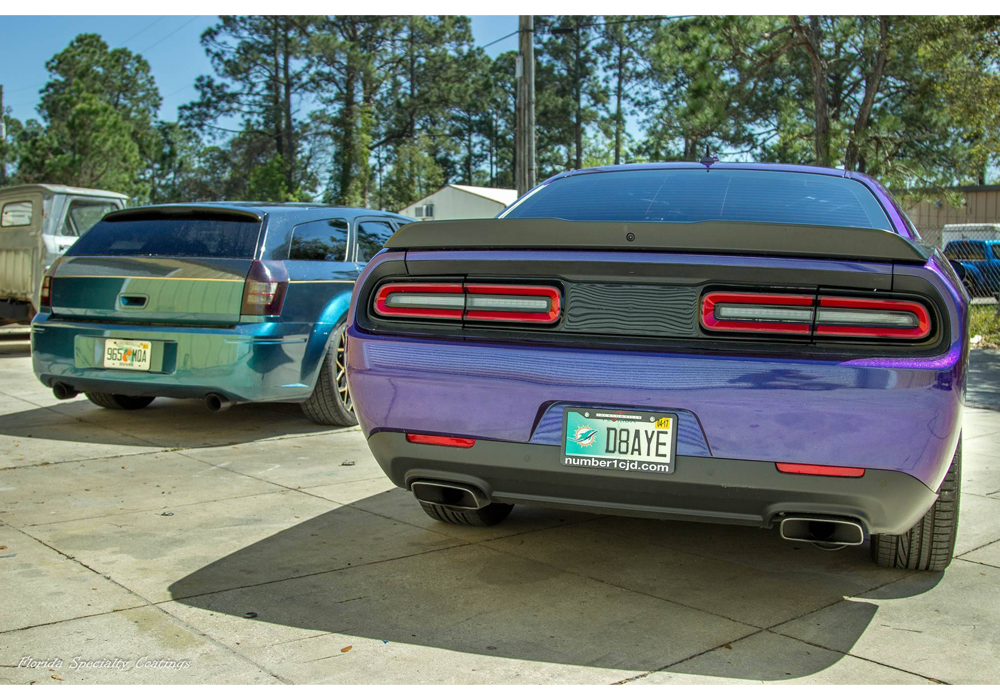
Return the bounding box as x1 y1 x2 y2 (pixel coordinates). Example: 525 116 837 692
464 284 561 323
375 283 464 319
814 297 930 339
405 433 476 448
776 462 865 478
701 292 814 335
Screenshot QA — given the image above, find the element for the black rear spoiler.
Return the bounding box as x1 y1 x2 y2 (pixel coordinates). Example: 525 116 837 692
385 219 932 264
104 205 262 223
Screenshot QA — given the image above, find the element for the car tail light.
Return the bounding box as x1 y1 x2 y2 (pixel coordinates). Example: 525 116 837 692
373 282 561 324
814 297 930 340
701 292 814 335
406 433 476 448
39 258 64 308
464 284 561 323
40 274 54 308
241 260 289 316
374 282 464 319
777 462 866 478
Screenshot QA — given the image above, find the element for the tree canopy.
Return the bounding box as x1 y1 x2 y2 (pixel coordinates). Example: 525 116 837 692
2 15 999 206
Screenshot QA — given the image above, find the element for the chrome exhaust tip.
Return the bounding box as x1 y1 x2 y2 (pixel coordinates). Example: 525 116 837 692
410 480 490 510
780 516 865 547
52 382 78 400
205 393 234 413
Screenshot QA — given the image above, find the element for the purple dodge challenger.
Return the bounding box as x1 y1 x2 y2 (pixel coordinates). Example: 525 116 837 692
345 163 969 571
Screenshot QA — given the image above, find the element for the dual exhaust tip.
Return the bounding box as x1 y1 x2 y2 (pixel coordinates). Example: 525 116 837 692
411 480 490 510
779 516 865 547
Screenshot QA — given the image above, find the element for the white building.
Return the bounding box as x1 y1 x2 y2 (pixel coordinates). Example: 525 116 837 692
399 184 519 221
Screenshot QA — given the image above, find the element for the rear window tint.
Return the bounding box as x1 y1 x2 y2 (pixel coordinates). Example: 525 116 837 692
68 218 262 258
503 169 893 230
289 219 349 261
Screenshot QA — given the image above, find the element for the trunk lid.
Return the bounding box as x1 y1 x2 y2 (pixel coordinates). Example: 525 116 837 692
49 210 263 326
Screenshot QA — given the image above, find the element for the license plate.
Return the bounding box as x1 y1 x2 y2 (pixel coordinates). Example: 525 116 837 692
562 407 678 474
103 339 152 371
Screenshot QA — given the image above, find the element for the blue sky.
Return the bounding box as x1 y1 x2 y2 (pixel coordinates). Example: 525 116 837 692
0 15 521 126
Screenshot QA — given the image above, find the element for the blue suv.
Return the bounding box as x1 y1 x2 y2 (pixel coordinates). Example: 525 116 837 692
31 203 413 425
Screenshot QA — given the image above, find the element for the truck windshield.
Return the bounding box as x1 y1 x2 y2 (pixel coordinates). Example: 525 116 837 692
68 217 262 259
502 169 893 231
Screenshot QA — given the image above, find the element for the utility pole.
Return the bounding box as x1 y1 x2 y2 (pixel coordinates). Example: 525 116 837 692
515 16 535 197
0 84 6 186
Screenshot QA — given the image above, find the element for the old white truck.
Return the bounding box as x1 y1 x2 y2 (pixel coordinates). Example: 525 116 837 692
0 184 127 325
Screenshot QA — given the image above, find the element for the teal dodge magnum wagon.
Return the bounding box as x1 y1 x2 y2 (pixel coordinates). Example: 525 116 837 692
31 203 412 425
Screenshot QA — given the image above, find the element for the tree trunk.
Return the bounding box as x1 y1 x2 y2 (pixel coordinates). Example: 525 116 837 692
844 17 889 171
282 24 295 194
614 43 624 165
791 16 832 167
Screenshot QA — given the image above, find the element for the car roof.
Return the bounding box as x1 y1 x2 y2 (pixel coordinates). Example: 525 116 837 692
543 161 858 185
114 202 413 223
0 183 129 199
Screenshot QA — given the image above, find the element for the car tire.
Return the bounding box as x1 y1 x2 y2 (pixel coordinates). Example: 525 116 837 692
85 392 155 410
871 438 961 571
300 322 358 427
419 501 514 527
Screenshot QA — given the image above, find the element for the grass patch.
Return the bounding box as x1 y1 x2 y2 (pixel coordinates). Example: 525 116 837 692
970 303 1000 348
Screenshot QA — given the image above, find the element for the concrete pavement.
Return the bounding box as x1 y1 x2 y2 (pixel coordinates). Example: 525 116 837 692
1 327 998 684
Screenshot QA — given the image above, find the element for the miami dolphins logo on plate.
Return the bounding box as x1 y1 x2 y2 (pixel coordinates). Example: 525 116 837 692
569 425 599 447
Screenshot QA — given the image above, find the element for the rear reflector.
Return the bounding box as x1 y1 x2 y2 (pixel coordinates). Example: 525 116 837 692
701 292 814 335
375 282 561 324
405 433 476 448
776 462 866 478
814 297 930 339
241 260 289 316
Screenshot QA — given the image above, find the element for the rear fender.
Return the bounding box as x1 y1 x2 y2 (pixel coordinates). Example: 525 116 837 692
299 290 353 392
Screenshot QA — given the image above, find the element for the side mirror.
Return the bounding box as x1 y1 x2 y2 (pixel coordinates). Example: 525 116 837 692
949 259 967 281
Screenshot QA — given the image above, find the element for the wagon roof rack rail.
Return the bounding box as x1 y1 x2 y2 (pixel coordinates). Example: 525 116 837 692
385 218 932 264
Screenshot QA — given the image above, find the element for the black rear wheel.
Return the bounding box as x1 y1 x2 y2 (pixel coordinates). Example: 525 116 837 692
85 392 155 410
871 438 961 571
300 322 357 426
419 501 514 527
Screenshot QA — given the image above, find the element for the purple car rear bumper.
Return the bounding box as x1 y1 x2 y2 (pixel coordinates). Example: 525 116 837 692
346 250 968 531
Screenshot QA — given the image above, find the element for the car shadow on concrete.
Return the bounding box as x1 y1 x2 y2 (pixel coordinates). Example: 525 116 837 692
968 348 1000 411
167 490 942 681
0 398 344 450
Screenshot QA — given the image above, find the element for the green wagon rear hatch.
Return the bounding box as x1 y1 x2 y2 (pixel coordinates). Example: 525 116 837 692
49 209 263 326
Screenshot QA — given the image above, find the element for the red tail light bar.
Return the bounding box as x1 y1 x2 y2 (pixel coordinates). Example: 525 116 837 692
374 282 561 324
701 291 931 341
39 258 64 308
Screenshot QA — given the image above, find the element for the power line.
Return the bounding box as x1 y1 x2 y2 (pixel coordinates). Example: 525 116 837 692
138 16 198 54
118 16 166 47
480 30 519 50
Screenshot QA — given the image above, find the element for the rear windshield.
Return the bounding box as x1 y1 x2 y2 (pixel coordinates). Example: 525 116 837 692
503 169 893 230
68 217 262 258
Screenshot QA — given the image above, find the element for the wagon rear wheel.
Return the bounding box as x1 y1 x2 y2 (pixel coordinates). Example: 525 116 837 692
300 321 357 427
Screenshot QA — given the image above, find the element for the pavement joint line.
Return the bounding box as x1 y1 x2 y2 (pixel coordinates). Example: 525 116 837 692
956 533 1000 558
1 603 152 636
611 629 763 685
0 519 292 684
13 486 288 529
1 447 177 471
956 556 1000 570
150 540 479 607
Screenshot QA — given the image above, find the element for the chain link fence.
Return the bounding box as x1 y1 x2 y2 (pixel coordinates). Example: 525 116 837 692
931 226 1000 346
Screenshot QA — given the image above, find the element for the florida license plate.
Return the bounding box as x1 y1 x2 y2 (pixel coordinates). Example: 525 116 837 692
103 339 152 371
562 407 678 474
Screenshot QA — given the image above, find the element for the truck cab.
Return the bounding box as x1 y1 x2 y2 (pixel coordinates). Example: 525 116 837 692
0 184 127 324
